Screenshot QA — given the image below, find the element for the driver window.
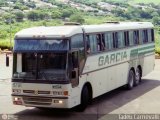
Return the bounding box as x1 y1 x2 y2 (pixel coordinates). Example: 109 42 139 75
69 52 79 87
72 52 78 68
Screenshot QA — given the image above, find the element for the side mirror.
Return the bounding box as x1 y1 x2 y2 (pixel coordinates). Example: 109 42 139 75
72 70 76 79
6 54 9 67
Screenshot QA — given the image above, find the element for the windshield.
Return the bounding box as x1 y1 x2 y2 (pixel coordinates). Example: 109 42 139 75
14 39 69 52
13 53 67 81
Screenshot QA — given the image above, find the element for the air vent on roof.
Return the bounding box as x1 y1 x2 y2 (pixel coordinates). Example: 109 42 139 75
64 22 80 25
103 21 120 24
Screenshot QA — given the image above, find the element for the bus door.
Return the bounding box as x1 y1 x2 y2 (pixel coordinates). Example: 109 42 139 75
70 51 79 87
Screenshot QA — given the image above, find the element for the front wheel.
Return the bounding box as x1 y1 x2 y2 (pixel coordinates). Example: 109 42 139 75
77 86 90 111
126 70 135 90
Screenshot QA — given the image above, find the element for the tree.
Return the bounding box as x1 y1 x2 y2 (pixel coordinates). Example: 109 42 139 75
26 1 36 8
3 13 15 24
70 14 85 24
157 9 160 16
38 11 51 20
111 8 124 17
126 7 141 19
151 12 159 18
27 11 39 21
140 10 152 19
62 9 74 18
13 2 24 10
51 9 62 19
15 11 24 22
141 8 154 19
152 16 160 25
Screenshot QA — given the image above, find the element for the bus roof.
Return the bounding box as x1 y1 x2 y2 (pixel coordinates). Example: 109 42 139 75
82 22 154 33
15 22 153 39
15 26 83 39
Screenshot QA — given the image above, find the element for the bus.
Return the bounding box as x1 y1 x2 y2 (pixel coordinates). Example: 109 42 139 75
11 22 155 110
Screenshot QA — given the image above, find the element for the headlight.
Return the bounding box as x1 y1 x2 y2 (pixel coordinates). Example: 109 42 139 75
53 100 63 104
12 89 21 94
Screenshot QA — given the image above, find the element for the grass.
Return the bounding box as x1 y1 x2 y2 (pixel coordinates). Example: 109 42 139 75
0 19 63 49
0 39 12 49
93 0 160 4
129 0 160 4
155 29 160 54
84 15 125 24
0 18 160 54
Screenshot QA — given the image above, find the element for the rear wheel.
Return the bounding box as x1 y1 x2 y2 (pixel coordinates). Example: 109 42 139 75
126 70 135 90
134 68 141 86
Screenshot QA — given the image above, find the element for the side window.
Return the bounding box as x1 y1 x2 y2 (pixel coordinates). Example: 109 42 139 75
113 32 118 48
129 31 134 46
71 34 85 71
86 35 90 52
96 34 101 51
71 34 84 49
139 30 143 44
87 34 97 53
104 32 113 50
145 30 148 42
133 30 139 45
96 34 105 51
113 32 124 48
142 30 148 43
102 34 106 50
151 29 154 42
124 31 129 46
148 29 152 42
117 32 124 48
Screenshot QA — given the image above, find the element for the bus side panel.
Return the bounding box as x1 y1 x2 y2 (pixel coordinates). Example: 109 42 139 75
138 43 155 77
69 75 87 107
86 68 114 98
86 62 129 99
141 54 155 77
114 62 129 88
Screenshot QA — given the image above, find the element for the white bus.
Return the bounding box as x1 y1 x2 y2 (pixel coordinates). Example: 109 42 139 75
11 22 154 110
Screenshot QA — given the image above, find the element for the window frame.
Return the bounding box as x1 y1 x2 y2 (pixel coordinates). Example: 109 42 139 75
85 28 154 56
124 31 130 47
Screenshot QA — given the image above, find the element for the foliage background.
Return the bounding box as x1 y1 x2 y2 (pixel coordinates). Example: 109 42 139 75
0 0 160 54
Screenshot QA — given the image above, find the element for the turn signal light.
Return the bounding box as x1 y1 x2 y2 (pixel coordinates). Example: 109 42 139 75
63 91 68 96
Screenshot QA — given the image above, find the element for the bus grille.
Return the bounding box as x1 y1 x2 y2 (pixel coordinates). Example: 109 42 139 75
23 90 34 94
23 90 50 95
23 96 52 106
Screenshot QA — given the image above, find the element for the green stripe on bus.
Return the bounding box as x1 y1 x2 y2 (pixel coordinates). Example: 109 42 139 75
130 45 155 57
138 45 155 51
138 50 154 55
130 49 138 56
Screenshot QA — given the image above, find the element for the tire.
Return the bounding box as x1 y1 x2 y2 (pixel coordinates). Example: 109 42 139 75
126 70 135 90
77 86 90 111
134 68 141 86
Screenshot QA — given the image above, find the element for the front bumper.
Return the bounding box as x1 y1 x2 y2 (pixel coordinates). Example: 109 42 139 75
12 94 71 108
